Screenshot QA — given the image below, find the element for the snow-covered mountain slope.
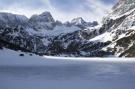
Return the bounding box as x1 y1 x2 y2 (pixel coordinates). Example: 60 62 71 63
111 0 135 17
0 0 135 57
0 11 107 57
93 0 135 57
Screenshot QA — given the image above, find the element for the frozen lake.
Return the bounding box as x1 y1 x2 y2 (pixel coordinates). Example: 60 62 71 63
0 49 135 89
0 60 135 89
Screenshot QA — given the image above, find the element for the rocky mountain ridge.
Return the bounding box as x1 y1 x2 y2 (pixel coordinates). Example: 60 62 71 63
0 0 135 57
1 11 109 57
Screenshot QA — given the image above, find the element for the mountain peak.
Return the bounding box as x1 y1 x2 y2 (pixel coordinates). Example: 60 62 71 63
30 11 55 23
40 11 52 17
71 17 86 25
0 12 28 27
39 11 55 22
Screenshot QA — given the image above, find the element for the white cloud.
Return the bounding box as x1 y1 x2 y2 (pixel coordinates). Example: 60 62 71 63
0 0 114 23
41 0 113 22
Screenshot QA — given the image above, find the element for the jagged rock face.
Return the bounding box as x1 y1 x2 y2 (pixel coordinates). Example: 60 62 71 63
0 26 46 54
71 17 98 29
71 17 86 25
45 31 112 57
0 25 111 57
112 0 135 16
28 12 56 31
114 30 135 57
101 0 135 57
29 12 55 23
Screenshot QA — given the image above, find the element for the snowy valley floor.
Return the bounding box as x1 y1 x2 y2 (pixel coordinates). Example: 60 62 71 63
0 49 135 89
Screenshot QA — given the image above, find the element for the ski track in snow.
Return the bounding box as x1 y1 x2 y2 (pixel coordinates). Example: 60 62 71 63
0 49 135 89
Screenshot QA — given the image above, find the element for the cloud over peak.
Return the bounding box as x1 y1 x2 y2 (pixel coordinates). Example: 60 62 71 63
0 0 116 22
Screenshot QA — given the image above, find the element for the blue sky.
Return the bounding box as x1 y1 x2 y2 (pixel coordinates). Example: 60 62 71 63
0 0 117 22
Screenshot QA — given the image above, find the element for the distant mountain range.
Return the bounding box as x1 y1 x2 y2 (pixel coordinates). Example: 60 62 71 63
0 0 135 57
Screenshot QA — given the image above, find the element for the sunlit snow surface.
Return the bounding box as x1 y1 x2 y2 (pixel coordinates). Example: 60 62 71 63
0 49 135 89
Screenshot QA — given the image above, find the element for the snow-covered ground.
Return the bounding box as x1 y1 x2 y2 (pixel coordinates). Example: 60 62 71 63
0 48 135 89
